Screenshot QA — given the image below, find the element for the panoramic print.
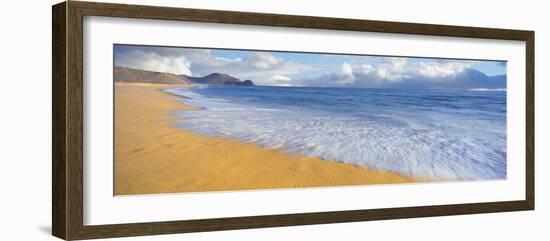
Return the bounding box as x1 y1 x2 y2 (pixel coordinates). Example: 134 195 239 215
113 44 507 195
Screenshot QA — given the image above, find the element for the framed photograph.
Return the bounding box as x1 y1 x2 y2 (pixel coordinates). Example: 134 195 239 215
52 1 534 240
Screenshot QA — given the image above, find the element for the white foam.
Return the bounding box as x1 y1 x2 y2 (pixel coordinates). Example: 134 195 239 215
469 88 507 91
165 87 506 181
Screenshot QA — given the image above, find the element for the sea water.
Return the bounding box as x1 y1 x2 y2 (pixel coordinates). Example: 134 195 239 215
165 85 506 181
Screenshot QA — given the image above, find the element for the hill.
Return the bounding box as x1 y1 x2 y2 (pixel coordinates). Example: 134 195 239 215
114 66 190 85
179 73 254 86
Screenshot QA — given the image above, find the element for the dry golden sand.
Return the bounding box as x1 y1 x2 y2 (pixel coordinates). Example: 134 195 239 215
114 83 413 195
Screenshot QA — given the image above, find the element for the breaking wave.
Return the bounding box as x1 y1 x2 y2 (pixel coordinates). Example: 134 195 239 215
164 85 507 181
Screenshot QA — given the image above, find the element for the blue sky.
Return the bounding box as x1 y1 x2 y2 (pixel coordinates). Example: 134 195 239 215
114 45 507 89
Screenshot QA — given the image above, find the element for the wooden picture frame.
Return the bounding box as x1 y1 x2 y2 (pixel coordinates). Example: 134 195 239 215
52 1 534 240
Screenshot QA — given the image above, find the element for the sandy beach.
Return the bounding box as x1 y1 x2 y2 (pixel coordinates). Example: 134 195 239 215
114 83 413 195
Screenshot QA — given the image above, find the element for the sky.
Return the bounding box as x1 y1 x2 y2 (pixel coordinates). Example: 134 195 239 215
114 44 507 90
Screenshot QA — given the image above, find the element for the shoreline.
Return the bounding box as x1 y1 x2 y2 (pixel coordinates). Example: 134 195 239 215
114 83 413 195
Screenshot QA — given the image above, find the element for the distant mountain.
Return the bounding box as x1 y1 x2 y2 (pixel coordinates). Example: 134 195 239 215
426 68 506 90
381 68 506 90
461 68 506 89
179 73 255 86
114 66 190 85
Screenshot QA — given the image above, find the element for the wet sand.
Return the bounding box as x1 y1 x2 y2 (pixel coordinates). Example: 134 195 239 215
114 83 413 195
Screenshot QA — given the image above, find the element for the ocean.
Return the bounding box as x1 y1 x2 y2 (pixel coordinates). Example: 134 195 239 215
165 85 507 181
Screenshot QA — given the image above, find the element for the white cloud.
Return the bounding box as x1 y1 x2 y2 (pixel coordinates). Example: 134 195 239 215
115 46 319 84
116 50 193 75
192 53 313 81
268 74 291 81
338 62 356 84
341 62 354 76
373 57 408 82
414 61 470 79
298 56 496 89
214 56 239 63
260 74 294 86
247 53 280 69
114 45 504 89
360 64 375 74
336 57 471 84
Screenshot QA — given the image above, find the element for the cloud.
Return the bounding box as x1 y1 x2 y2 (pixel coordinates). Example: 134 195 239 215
341 62 354 76
414 61 470 79
114 45 318 84
115 49 193 75
336 62 356 84
374 57 408 82
114 45 505 89
247 53 280 69
297 56 504 89
263 75 294 86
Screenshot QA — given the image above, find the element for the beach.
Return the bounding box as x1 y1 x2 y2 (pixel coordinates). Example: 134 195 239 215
114 83 413 195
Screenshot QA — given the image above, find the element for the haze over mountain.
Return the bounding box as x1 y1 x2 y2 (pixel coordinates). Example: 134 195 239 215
459 68 506 89
179 73 255 86
356 68 507 90
114 66 190 84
